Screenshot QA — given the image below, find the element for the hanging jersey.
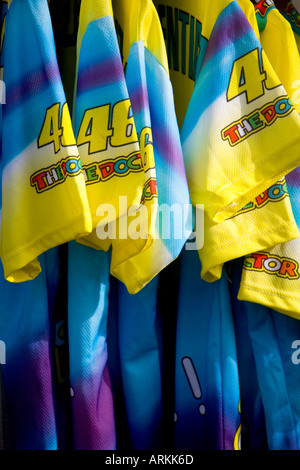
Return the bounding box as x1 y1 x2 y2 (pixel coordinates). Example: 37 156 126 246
110 0 192 294
0 0 92 283
73 0 147 254
66 0 186 452
176 0 300 224
110 0 191 294
71 0 188 450
153 0 300 283
238 2 300 320
72 0 191 295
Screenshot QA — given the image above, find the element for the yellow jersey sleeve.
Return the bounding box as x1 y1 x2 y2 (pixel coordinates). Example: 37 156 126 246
200 178 300 283
0 0 92 283
153 0 299 283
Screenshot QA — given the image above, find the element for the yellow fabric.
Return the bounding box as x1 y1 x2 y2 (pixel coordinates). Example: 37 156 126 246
238 4 300 319
74 0 160 293
1 114 92 283
240 240 300 320
112 0 169 73
77 0 113 46
110 0 165 285
237 0 260 38
74 0 146 253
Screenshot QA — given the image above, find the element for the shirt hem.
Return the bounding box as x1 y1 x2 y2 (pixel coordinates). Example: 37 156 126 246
2 213 92 282
200 222 300 282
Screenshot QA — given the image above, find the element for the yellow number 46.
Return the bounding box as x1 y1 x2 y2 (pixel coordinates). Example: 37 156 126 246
227 47 280 104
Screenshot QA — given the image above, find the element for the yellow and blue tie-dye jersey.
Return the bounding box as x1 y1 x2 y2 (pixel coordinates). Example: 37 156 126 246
181 0 300 224
0 0 74 450
0 0 92 283
199 0 300 283
197 0 300 284
154 0 300 283
109 0 192 293
237 1 300 320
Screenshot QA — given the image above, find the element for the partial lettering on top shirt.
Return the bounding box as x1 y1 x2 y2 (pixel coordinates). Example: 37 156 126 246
155 4 207 80
285 1 300 29
255 0 274 18
243 252 300 279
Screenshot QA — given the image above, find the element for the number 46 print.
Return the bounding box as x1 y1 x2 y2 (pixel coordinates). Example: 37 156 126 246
226 47 281 104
